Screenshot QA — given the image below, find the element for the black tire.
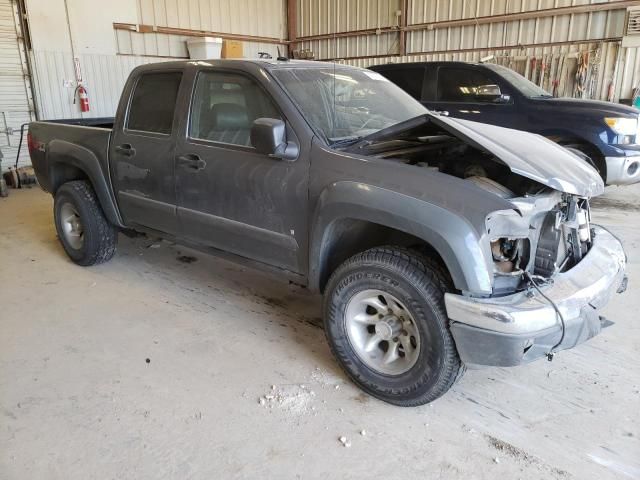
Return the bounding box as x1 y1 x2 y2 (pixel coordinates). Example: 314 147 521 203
53 180 117 266
562 143 606 182
323 246 464 407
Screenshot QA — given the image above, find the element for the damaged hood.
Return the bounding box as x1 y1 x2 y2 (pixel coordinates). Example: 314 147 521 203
434 116 604 197
348 114 604 197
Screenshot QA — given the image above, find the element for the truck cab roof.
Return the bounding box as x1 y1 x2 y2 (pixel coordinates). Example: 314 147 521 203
132 58 347 73
370 61 482 70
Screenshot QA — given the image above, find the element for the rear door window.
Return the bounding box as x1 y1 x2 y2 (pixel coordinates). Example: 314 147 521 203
378 67 426 100
127 72 182 134
436 67 496 102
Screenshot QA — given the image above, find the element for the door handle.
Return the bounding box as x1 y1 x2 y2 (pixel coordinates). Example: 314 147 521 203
115 143 136 157
177 154 206 170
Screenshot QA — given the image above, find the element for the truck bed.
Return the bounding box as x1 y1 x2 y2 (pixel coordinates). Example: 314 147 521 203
28 119 114 194
40 117 115 129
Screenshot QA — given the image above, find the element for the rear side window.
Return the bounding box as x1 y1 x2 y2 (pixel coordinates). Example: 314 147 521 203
127 72 182 134
378 67 425 100
437 67 495 102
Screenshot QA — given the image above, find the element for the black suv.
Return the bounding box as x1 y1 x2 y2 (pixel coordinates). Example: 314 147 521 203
370 61 640 185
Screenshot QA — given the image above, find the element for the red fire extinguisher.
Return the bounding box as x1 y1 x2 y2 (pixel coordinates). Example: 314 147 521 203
74 84 90 112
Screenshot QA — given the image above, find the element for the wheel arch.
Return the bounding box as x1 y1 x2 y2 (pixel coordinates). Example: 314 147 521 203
542 131 606 179
308 182 494 295
47 140 124 227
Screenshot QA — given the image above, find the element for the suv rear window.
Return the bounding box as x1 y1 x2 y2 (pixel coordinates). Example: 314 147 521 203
127 72 182 134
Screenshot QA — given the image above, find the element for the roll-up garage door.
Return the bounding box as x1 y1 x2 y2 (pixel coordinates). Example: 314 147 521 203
0 0 35 169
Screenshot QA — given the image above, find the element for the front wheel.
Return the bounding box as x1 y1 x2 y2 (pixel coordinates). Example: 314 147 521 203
323 247 464 407
54 180 117 266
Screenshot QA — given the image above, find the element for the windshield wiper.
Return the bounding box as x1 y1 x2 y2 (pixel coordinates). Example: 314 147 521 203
330 136 365 149
339 114 431 152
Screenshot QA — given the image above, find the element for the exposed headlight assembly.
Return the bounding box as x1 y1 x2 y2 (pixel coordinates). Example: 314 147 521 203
604 116 638 136
485 210 530 275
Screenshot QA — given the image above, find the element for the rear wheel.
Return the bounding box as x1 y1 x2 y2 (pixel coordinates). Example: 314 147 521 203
54 180 117 265
323 246 464 406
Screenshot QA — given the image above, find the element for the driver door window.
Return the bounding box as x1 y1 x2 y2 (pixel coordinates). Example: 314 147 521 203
437 67 498 103
189 71 281 147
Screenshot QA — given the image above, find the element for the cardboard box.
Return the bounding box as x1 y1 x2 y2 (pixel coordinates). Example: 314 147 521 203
222 40 244 58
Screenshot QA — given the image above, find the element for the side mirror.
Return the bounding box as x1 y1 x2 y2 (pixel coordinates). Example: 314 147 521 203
474 84 510 103
250 118 299 161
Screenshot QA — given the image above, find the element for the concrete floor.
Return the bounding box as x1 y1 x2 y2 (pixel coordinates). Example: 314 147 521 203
1 185 639 480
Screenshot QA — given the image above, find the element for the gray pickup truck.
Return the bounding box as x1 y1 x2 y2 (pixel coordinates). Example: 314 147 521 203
28 59 627 406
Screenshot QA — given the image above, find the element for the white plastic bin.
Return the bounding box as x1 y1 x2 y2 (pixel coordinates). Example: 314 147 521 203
186 37 223 60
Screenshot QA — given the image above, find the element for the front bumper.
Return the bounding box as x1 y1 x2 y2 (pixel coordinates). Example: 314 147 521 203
444 225 627 367
605 153 640 185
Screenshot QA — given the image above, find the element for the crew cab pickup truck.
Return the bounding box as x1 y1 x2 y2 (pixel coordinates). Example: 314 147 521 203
370 61 640 186
28 60 627 406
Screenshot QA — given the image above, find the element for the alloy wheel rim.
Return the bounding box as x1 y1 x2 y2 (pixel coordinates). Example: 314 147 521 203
60 202 84 250
344 289 421 375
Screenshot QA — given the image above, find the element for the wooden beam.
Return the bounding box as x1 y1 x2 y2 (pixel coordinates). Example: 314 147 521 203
113 23 286 45
293 26 394 44
399 0 408 56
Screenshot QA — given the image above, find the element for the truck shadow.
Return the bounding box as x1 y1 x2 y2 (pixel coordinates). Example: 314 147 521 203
14 189 341 378
110 230 340 374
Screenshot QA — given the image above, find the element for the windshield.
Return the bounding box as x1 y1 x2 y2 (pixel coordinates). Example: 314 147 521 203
485 64 552 98
272 66 427 145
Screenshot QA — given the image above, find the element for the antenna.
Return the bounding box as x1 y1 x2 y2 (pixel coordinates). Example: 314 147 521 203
276 46 288 61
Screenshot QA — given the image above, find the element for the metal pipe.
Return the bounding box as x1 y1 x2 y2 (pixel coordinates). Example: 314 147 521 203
322 37 622 63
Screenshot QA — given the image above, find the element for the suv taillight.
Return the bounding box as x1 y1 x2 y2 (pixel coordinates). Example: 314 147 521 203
27 131 35 154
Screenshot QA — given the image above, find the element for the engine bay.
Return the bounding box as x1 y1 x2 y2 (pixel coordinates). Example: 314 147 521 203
366 132 594 295
365 133 547 197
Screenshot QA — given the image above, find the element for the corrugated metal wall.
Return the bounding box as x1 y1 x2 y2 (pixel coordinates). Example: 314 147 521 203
0 0 34 168
296 0 640 101
116 0 287 58
24 0 640 123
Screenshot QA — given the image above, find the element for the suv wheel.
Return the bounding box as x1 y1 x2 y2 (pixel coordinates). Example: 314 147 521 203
323 247 464 406
54 180 117 266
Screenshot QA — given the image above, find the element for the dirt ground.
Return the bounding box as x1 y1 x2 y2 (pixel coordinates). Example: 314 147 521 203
1 185 639 480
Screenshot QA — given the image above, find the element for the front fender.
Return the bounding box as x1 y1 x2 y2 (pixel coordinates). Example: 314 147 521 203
47 140 123 227
309 181 494 295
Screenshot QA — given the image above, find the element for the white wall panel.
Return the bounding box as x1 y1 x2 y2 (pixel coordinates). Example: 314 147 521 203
26 0 289 122
138 0 286 37
116 29 286 59
31 51 174 120
114 0 287 58
26 0 137 55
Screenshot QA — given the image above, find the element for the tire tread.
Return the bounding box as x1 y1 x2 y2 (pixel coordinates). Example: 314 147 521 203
324 246 464 406
55 180 116 266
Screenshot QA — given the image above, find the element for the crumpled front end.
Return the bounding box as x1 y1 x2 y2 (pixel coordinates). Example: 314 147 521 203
445 222 627 367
